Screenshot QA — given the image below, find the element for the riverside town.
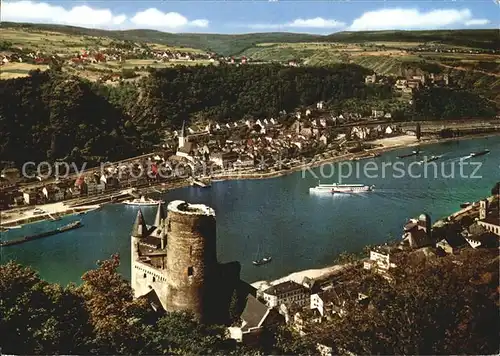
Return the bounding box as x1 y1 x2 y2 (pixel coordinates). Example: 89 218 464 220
0 1 499 355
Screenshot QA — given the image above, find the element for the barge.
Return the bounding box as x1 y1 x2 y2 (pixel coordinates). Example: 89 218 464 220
0 220 82 247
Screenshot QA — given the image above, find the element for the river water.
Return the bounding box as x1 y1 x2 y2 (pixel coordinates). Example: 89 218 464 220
1 136 499 285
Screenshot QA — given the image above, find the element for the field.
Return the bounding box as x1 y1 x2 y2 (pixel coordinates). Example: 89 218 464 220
0 62 49 79
0 28 205 55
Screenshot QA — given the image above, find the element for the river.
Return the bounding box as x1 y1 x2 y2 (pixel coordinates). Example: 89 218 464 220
1 136 499 285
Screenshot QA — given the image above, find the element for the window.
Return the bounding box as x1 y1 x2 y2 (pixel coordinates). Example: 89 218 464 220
152 276 156 282
143 273 146 278
188 266 193 276
190 246 192 256
167 221 171 232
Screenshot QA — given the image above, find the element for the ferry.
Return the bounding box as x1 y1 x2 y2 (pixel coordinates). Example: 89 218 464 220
310 182 374 194
470 149 490 158
253 256 272 266
123 196 164 206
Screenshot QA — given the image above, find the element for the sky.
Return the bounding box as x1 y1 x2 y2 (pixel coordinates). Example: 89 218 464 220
1 0 498 34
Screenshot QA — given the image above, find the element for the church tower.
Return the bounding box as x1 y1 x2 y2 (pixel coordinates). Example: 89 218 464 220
178 120 187 149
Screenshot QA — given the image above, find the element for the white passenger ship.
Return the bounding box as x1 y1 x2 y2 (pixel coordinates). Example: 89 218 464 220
309 182 374 194
123 196 164 206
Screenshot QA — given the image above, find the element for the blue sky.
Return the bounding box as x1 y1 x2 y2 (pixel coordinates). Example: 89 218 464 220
2 0 498 33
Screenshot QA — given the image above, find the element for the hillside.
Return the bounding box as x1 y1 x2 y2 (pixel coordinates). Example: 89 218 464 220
3 23 498 55
1 22 320 56
321 29 500 50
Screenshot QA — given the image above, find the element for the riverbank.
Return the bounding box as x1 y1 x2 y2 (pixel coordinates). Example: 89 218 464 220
251 263 351 291
212 132 500 182
0 202 101 227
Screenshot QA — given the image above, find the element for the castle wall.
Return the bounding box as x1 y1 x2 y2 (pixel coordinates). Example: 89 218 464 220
132 261 169 306
165 203 218 323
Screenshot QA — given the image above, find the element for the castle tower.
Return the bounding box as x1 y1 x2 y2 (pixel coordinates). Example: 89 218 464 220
479 199 488 220
165 200 218 322
131 210 147 293
178 120 187 149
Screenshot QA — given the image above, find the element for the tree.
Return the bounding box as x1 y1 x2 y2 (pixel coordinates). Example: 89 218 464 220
77 254 154 354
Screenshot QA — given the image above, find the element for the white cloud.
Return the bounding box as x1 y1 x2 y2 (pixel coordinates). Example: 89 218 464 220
464 18 490 26
130 8 209 29
249 17 345 30
1 1 208 31
349 8 490 31
2 1 127 27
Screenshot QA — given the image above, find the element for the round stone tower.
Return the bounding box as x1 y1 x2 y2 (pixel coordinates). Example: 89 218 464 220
165 200 218 322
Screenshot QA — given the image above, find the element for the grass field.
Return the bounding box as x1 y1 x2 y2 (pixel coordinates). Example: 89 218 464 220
0 28 205 55
0 62 49 79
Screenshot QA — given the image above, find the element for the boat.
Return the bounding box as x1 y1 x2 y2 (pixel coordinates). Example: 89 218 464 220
309 182 374 194
253 241 272 266
418 155 440 164
123 196 164 206
397 149 420 159
0 220 82 247
470 149 490 158
253 256 272 266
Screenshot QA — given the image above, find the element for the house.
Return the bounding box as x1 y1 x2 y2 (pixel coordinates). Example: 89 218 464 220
262 280 310 308
310 287 347 319
233 155 254 170
402 214 433 248
42 186 64 202
365 74 377 84
363 246 397 276
228 294 284 346
476 199 500 237
210 151 239 169
436 234 467 254
371 110 384 118
23 190 39 205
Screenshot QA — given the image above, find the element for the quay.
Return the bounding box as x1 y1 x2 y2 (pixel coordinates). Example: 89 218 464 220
0 220 82 247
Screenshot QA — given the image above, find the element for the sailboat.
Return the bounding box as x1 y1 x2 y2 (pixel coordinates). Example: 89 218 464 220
253 242 272 266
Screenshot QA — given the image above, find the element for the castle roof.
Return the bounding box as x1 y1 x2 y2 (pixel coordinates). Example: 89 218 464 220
154 202 166 227
131 209 148 237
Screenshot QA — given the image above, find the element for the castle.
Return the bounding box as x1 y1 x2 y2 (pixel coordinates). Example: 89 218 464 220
130 200 243 324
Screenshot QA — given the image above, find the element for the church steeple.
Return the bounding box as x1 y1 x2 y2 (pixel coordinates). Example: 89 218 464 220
131 209 148 237
180 120 186 138
178 120 187 148
154 202 166 227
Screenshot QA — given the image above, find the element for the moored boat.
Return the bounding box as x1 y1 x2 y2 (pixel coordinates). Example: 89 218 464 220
123 196 164 206
253 256 272 266
470 149 490 158
397 149 420 159
418 155 441 164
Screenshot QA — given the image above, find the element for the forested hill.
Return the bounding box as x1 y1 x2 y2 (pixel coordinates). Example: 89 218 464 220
1 22 320 55
2 22 498 55
321 29 500 50
0 64 381 166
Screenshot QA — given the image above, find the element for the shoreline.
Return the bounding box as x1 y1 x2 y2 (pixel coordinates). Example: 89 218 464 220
212 131 500 183
1 132 498 227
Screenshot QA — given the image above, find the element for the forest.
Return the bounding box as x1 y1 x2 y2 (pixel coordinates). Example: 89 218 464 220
0 64 496 168
0 247 498 355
